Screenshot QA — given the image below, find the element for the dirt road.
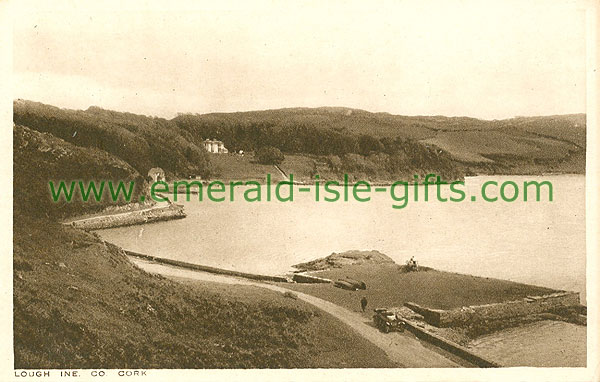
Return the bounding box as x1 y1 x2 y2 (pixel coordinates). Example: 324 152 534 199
131 257 461 368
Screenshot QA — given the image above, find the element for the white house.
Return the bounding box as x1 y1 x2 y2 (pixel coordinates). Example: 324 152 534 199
203 139 228 154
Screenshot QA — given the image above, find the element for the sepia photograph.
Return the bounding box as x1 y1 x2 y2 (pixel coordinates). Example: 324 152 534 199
3 0 599 380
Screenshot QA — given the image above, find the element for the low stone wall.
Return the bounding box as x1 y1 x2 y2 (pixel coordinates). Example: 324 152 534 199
402 320 501 367
126 251 289 283
406 292 581 327
292 273 332 284
404 302 444 326
66 204 186 230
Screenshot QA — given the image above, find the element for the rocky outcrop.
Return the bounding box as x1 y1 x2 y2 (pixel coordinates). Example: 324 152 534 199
293 250 395 272
13 124 145 219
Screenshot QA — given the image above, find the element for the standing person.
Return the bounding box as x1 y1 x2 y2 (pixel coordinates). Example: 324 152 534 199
360 296 368 312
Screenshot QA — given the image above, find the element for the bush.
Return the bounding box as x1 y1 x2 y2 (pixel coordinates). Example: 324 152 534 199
255 146 284 165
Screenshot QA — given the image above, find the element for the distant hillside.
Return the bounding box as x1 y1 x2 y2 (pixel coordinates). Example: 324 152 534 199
14 101 585 182
174 108 585 175
14 100 211 179
174 109 467 181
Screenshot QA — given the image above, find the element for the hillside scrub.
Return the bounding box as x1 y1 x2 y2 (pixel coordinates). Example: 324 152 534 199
175 115 465 181
14 124 148 219
14 100 211 179
14 101 584 184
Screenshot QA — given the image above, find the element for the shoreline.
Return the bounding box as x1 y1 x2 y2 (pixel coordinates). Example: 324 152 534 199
166 172 584 190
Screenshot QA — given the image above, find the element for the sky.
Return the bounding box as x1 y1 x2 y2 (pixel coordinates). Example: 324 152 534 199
12 0 588 120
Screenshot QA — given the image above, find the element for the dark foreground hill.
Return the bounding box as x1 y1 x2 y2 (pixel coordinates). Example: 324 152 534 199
13 217 396 368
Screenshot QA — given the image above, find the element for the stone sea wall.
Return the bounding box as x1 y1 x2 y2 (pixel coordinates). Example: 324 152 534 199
406 291 580 327
66 204 186 230
126 250 289 283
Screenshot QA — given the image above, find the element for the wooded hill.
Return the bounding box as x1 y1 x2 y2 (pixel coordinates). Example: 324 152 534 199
174 107 585 175
14 100 585 190
14 100 211 179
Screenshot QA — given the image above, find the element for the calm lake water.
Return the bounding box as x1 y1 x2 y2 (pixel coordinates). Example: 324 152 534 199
97 175 586 302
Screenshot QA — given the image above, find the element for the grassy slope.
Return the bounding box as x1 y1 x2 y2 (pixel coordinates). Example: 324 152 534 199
14 218 396 368
421 115 584 165
206 153 287 182
206 153 339 184
283 264 556 313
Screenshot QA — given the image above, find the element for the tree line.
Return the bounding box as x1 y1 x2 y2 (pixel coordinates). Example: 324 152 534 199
174 114 464 180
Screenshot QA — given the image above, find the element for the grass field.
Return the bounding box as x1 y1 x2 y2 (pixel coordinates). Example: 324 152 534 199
283 264 556 316
421 130 579 164
207 153 332 183
207 153 287 182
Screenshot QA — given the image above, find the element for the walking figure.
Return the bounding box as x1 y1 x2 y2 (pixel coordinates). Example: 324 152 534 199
360 296 368 312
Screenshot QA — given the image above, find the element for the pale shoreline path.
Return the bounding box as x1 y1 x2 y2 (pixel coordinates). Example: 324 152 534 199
130 257 462 368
